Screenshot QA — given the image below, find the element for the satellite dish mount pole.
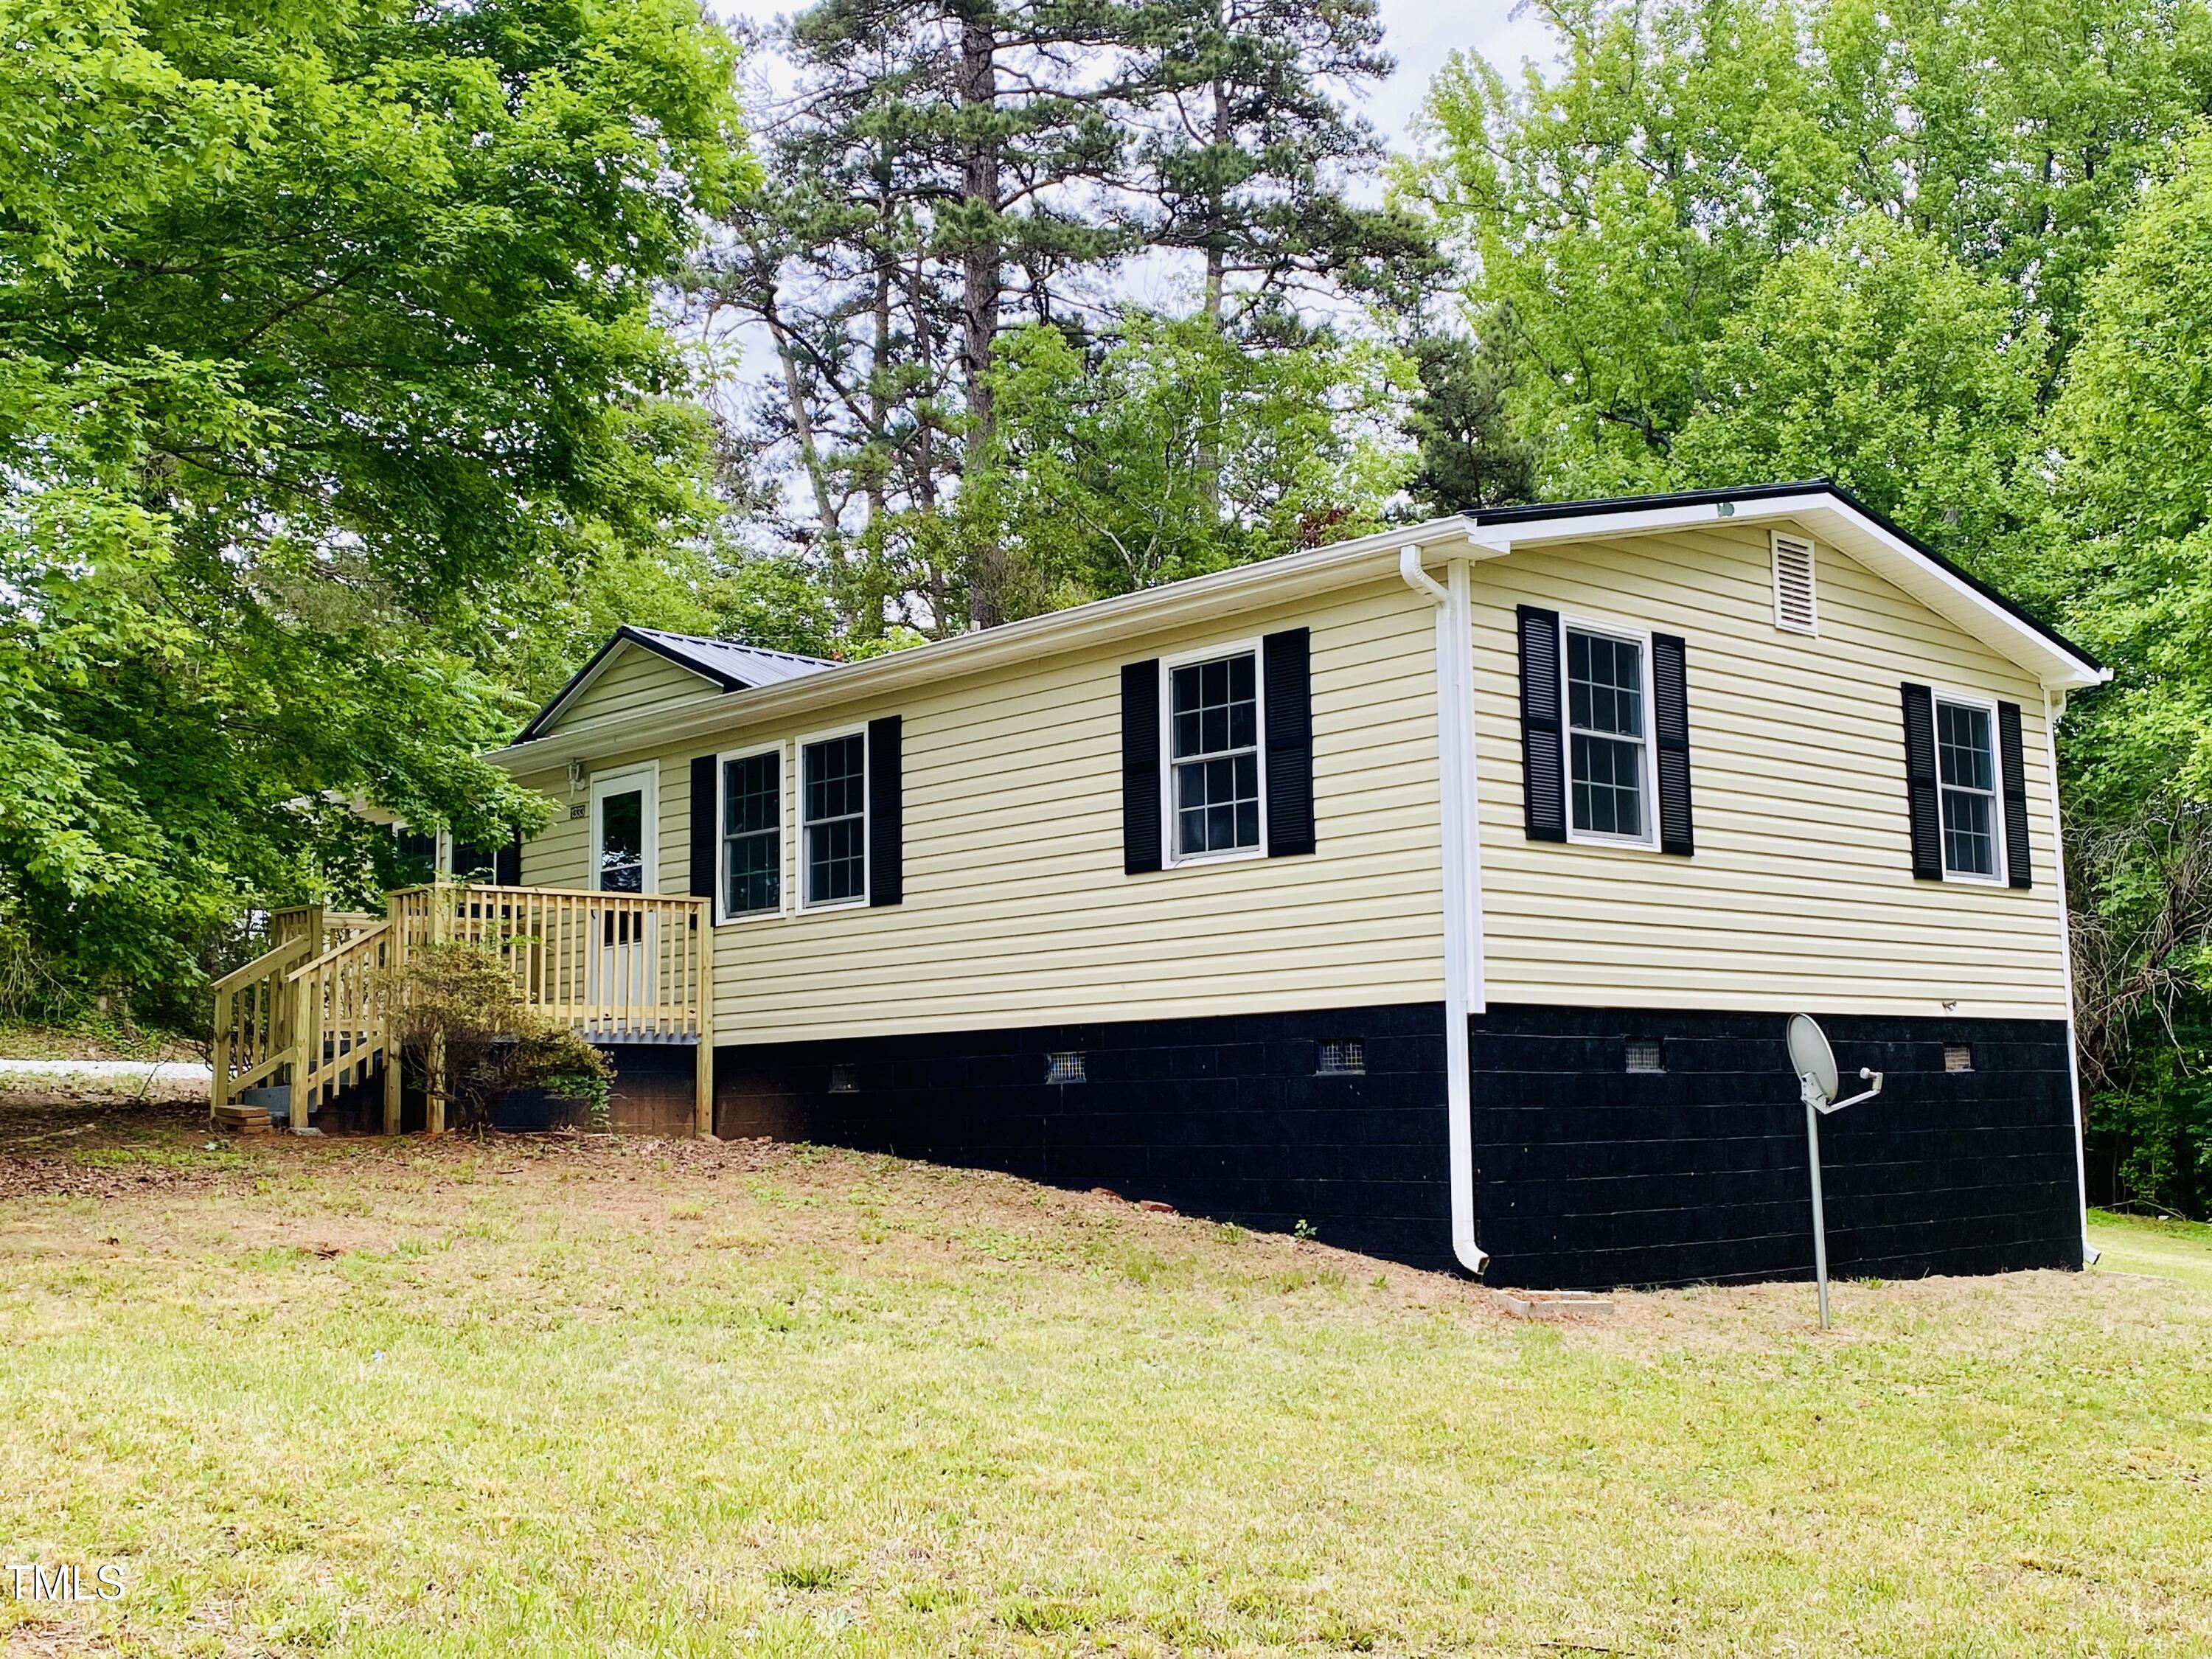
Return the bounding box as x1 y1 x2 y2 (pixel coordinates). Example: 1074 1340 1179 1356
1788 1014 1885 1331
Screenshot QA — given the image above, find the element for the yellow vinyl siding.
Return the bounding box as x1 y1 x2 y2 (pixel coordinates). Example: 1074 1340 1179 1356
1469 523 2068 1018
504 521 2071 1037
546 643 726 740
512 758 692 896
515 579 1445 1042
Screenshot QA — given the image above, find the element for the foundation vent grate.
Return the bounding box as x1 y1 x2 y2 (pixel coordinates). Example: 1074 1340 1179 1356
1318 1039 1366 1076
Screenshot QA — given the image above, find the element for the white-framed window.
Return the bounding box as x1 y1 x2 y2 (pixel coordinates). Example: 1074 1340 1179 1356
717 742 784 922
590 764 659 893
799 728 868 908
1933 690 2004 882
1562 619 1655 847
1161 641 1266 866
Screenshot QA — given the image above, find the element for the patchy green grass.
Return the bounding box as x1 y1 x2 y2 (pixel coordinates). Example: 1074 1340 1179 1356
2090 1208 2212 1296
1 1116 2208 1657
0 1018 201 1064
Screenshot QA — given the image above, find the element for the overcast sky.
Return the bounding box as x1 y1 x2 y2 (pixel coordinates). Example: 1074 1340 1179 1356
709 1 1557 153
698 2 1559 441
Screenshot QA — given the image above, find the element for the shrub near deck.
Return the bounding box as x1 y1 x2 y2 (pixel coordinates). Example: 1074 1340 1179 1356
0 1112 2206 1657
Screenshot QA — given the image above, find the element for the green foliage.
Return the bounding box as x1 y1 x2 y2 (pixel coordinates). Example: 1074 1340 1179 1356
1669 212 2046 562
2034 130 2212 1208
1403 333 1536 514
1406 0 2212 495
379 938 614 1133
970 312 1413 610
0 0 749 1001
701 0 1416 634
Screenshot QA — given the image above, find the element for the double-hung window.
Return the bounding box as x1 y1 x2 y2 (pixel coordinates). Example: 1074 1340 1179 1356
1934 695 2001 880
801 732 867 906
720 748 780 918
1168 650 1262 860
1565 625 1651 844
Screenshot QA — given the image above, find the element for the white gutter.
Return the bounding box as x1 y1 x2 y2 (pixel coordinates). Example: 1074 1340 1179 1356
2044 689 2098 1267
1401 546 1488 1276
490 516 1484 770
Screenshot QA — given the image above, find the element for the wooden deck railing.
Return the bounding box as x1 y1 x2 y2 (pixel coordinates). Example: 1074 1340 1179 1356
213 883 712 1136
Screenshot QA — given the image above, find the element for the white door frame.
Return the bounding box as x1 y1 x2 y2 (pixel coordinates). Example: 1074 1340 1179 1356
589 764 660 893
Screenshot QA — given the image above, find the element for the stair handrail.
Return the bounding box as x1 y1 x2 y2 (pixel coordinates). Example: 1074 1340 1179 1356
211 934 319 1115
285 918 397 1132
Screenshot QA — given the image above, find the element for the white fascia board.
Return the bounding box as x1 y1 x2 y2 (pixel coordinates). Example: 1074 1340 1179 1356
485 517 1486 771
1479 494 2107 691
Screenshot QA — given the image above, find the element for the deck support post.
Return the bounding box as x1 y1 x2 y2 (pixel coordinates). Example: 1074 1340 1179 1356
695 1013 714 1140
212 1026 231 1121
427 1032 446 1138
289 970 311 1134
383 1043 402 1135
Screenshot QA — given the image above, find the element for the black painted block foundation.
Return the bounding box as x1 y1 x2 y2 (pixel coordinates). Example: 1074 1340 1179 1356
711 1001 2083 1287
1470 1005 2081 1289
714 1004 1457 1267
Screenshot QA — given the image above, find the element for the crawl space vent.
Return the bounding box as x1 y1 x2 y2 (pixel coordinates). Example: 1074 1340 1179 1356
1944 1043 1974 1074
1318 1040 1366 1076
1046 1051 1087 1085
827 1063 858 1094
1772 532 1818 634
1625 1039 1664 1074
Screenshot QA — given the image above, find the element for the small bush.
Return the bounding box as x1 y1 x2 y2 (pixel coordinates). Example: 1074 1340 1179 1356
378 941 611 1133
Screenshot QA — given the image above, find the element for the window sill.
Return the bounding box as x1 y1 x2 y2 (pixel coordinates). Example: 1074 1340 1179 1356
1562 830 1661 854
715 906 790 927
1162 845 1267 871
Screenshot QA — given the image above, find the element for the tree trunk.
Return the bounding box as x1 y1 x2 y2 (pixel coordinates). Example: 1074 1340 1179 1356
958 0 1006 629
769 315 841 540
1194 73 1233 522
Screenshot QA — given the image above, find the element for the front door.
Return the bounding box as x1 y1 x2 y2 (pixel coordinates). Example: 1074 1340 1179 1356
589 766 658 1024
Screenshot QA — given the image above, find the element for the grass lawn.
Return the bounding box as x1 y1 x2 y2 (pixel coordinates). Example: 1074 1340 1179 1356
2 1102 2208 1657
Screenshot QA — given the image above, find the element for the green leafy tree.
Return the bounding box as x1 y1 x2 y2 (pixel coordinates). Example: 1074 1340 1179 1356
970 310 1411 607
0 0 749 1011
1669 212 2046 561
2037 128 2212 1213
1403 332 1537 514
1405 0 2212 494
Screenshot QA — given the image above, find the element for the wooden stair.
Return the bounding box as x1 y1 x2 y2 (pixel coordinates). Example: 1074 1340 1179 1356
212 885 712 1136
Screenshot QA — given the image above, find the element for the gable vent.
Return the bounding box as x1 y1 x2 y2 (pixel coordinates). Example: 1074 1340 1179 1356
1772 532 1818 634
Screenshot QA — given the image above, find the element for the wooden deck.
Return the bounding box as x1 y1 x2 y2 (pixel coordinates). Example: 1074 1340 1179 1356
212 884 712 1135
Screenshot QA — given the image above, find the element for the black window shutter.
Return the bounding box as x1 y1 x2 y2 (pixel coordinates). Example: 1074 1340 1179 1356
493 831 522 888
1262 628 1315 857
867 715 902 905
1517 605 1567 841
1901 683 1943 880
1652 631 1694 856
1998 700 2032 888
1121 660 1163 874
689 754 717 904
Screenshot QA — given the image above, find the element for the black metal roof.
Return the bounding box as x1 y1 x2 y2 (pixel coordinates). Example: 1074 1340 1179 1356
515 626 834 742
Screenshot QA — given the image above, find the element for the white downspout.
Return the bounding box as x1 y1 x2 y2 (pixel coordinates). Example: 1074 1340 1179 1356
2043 689 2098 1267
1402 546 1488 1274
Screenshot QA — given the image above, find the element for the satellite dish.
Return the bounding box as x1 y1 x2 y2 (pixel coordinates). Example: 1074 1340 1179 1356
1788 1014 1840 1104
